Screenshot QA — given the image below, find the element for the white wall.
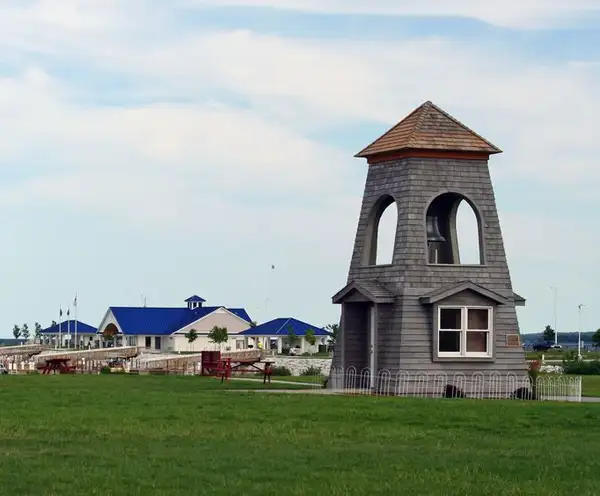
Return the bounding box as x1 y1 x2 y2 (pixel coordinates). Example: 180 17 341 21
176 308 250 336
171 308 250 352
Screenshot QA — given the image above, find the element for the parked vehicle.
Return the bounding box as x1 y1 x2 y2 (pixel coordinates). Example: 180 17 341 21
0 363 8 375
532 342 553 352
288 346 302 356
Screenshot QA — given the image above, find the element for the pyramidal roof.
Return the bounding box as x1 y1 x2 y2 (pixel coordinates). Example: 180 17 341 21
356 101 502 158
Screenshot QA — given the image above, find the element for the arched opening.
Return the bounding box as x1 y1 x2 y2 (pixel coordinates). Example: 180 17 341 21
362 195 398 266
455 200 481 265
425 193 483 265
102 323 120 348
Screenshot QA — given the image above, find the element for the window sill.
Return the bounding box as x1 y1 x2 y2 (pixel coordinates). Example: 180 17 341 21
426 263 489 268
434 355 495 363
359 264 395 268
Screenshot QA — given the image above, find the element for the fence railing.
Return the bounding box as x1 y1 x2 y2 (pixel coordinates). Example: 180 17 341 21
327 367 582 402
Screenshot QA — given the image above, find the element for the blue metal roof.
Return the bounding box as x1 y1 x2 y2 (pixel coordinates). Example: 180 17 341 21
41 320 97 334
184 295 206 302
240 318 329 336
108 306 252 336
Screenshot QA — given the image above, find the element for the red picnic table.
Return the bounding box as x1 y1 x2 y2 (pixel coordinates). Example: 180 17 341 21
39 358 76 375
216 357 274 384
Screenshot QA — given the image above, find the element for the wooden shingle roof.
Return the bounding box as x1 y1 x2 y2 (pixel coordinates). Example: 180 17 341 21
356 101 502 158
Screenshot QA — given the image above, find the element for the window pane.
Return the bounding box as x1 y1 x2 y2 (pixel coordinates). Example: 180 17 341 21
440 308 462 329
467 308 489 330
439 331 461 352
467 331 488 353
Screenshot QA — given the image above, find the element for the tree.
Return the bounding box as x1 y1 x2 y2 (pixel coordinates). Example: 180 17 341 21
326 323 339 345
305 328 316 346
12 325 21 340
250 321 257 328
542 325 555 342
34 322 42 340
284 326 297 350
51 320 57 327
21 323 30 341
208 326 228 349
185 328 199 351
592 329 600 348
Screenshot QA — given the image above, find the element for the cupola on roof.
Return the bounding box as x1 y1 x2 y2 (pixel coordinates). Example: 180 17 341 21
356 101 501 159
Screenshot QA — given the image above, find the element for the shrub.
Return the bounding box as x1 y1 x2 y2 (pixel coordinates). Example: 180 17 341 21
300 365 322 376
562 359 600 375
271 366 292 376
100 366 111 374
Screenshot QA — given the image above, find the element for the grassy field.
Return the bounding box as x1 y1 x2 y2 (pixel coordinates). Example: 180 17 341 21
1 375 600 495
580 375 600 397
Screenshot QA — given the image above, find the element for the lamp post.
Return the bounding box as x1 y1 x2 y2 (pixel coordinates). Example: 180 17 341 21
550 286 558 345
578 304 585 360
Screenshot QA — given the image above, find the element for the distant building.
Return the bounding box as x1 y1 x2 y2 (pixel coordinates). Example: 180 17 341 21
40 320 98 348
240 318 330 354
96 295 253 352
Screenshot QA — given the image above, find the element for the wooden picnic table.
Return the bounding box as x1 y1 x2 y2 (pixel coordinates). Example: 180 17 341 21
39 358 76 375
216 358 274 384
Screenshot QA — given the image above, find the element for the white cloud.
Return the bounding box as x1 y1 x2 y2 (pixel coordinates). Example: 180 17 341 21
189 0 600 29
52 28 599 188
0 3 598 263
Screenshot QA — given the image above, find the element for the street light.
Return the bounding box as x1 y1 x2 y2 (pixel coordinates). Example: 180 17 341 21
578 304 586 360
550 286 558 345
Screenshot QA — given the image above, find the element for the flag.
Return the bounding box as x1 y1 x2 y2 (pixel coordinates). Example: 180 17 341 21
67 308 70 317
73 294 77 307
59 308 63 317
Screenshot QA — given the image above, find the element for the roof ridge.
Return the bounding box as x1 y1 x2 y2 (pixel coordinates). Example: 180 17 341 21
276 317 292 333
425 102 502 153
406 100 432 148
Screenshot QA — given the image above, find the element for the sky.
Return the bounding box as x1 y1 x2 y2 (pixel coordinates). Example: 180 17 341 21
1 0 599 337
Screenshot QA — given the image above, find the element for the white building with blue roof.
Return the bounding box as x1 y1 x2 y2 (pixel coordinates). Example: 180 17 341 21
240 318 330 354
96 295 253 353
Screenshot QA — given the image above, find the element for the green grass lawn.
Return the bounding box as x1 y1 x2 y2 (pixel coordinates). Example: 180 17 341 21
1 375 600 495
579 375 600 397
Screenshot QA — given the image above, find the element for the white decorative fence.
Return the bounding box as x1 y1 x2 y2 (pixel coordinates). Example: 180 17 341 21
327 367 582 402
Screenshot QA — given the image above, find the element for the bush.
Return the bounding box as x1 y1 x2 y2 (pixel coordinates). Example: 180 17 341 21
300 365 322 376
271 366 292 376
562 359 600 375
100 366 111 374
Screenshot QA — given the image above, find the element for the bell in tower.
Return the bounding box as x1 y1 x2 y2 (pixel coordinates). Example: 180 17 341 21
331 100 527 389
426 213 446 264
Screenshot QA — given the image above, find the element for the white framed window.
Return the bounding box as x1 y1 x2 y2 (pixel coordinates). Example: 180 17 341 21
438 306 493 358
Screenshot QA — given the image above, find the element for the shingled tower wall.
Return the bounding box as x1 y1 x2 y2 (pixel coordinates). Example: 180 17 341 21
332 101 527 377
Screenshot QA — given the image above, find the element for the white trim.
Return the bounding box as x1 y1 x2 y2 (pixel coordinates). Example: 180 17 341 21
437 305 493 358
96 309 124 335
170 307 250 335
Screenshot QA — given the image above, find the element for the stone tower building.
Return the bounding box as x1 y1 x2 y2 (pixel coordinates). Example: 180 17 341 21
332 101 527 378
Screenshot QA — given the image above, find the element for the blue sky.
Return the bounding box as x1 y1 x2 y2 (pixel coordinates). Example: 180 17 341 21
0 0 599 337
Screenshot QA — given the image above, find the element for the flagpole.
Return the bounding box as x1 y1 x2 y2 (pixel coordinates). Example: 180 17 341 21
67 306 71 348
74 293 78 350
58 307 62 349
